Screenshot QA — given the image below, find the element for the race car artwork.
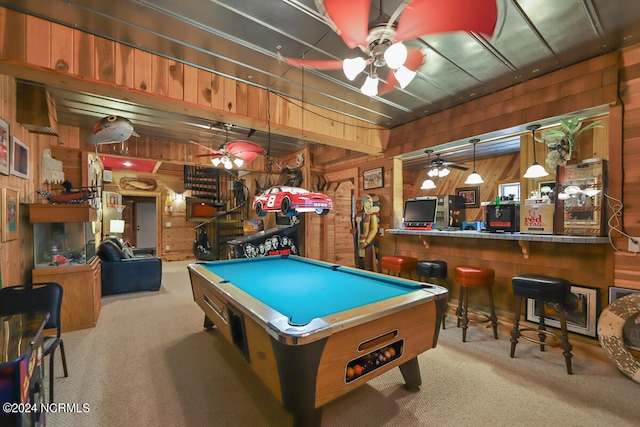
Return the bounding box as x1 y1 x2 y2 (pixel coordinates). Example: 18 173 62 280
252 185 333 216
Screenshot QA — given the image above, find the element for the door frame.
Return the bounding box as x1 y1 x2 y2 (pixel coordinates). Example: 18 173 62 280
118 190 163 257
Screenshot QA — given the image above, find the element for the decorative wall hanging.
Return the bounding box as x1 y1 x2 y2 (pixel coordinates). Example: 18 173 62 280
0 117 9 176
2 188 19 242
10 136 29 179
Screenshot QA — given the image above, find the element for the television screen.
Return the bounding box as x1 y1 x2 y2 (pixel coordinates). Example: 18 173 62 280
403 197 438 228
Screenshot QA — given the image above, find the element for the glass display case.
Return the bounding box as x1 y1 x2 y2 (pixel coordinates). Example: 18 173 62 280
33 221 95 268
29 204 98 269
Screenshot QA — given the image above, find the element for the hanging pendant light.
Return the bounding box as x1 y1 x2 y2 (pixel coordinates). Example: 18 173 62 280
465 138 484 184
523 124 549 179
421 150 437 189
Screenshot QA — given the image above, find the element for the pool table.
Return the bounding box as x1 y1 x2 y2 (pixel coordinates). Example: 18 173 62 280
188 255 448 427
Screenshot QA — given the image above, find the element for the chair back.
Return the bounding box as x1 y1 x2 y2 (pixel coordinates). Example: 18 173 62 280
0 282 64 337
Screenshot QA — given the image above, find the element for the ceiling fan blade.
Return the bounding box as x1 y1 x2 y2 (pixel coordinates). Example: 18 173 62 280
395 0 498 42
225 141 265 155
447 163 469 171
283 57 345 70
378 70 399 95
405 48 425 70
190 140 221 155
317 0 371 49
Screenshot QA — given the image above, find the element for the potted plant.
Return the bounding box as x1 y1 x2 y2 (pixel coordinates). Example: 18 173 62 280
538 116 602 169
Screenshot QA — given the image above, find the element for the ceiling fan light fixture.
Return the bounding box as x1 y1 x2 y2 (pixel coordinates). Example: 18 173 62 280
438 167 450 177
361 74 379 96
421 178 436 190
211 157 221 167
384 42 407 69
233 157 244 167
394 65 417 89
343 57 367 80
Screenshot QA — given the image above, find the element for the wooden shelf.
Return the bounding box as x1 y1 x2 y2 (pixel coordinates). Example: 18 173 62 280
29 204 97 223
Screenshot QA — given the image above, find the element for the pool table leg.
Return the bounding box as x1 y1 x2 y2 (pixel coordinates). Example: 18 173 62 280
292 408 322 427
398 357 422 392
203 315 215 329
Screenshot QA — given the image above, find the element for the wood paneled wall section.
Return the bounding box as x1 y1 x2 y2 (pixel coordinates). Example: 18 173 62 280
386 52 619 156
616 45 640 290
0 7 387 160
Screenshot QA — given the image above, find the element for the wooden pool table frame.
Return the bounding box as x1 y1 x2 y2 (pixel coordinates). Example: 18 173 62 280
188 257 448 426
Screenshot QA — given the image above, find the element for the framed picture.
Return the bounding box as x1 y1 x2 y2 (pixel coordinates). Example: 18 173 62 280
455 186 479 208
2 188 19 242
526 284 600 338
10 136 29 179
0 117 9 176
608 286 640 350
363 167 384 190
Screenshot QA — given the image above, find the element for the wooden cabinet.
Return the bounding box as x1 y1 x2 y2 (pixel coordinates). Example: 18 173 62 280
32 257 101 332
29 204 102 332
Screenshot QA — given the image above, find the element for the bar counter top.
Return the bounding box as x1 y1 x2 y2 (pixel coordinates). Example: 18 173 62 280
387 228 609 244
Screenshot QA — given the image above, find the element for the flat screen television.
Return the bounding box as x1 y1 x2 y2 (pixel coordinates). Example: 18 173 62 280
403 197 438 229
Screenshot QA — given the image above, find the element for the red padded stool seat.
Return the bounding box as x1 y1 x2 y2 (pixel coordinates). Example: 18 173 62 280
380 256 418 278
454 265 498 342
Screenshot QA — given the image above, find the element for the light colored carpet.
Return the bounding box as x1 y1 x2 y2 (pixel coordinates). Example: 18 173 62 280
47 260 640 427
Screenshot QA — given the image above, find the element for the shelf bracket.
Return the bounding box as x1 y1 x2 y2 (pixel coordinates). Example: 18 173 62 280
518 240 530 259
419 235 430 250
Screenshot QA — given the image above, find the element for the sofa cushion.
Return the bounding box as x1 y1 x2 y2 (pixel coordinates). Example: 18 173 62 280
97 240 124 261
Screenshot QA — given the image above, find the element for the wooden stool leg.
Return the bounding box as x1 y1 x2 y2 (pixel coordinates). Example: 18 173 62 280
456 288 464 328
537 300 547 351
487 286 498 339
461 287 470 342
559 309 574 374
510 297 522 358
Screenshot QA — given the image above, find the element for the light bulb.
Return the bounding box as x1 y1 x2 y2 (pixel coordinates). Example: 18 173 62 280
384 43 407 69
361 74 379 97
394 66 416 89
343 57 367 81
438 168 450 177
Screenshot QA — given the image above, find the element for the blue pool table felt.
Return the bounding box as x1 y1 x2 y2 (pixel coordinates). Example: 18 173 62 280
202 257 424 325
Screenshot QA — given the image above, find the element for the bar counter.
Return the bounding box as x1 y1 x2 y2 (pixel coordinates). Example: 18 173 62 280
384 228 612 324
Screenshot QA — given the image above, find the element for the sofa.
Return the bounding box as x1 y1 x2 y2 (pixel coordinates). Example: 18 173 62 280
96 237 162 296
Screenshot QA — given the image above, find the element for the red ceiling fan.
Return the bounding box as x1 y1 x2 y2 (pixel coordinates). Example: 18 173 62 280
191 125 265 169
283 0 499 96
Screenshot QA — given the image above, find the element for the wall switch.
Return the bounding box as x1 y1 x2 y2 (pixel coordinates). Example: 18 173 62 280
165 245 170 251
378 228 384 236
166 222 171 227
629 237 640 253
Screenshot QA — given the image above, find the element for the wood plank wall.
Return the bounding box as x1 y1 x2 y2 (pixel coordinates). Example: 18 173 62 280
0 7 386 158
616 45 640 289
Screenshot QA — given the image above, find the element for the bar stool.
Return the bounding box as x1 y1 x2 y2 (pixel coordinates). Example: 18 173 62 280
454 265 498 342
510 274 573 374
380 256 418 279
417 261 448 328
